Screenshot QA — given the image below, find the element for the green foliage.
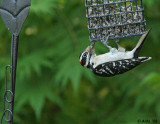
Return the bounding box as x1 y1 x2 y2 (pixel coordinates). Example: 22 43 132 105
0 0 160 124
31 0 58 15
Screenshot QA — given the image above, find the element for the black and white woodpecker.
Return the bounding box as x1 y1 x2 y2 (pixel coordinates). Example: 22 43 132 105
79 29 152 77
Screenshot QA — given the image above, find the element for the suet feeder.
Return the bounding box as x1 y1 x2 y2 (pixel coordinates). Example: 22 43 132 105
85 0 146 41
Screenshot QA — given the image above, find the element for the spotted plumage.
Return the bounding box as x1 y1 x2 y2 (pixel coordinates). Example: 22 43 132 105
90 58 150 77
79 29 152 77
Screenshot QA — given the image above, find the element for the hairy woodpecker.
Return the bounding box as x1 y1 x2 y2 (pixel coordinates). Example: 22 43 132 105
79 29 152 77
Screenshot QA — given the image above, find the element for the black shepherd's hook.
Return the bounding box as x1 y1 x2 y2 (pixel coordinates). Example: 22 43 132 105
0 0 31 124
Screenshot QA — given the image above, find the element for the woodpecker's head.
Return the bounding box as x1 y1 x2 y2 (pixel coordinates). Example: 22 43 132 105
79 42 95 68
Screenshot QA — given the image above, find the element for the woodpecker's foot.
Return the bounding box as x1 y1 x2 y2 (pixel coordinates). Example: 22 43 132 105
115 39 125 52
101 36 112 50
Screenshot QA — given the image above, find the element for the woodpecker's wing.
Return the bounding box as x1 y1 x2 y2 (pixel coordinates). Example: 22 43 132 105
91 57 151 77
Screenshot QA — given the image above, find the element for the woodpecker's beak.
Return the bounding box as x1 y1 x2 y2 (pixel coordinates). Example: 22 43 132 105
90 42 95 53
86 42 95 53
91 42 95 49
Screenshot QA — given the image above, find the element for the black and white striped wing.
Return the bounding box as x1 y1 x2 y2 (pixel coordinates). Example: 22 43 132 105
91 58 149 77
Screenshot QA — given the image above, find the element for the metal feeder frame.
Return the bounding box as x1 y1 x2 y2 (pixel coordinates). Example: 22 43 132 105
85 0 146 42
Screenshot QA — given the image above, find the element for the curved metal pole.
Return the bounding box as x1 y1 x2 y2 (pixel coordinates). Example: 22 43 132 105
0 35 19 124
10 35 19 124
0 0 30 123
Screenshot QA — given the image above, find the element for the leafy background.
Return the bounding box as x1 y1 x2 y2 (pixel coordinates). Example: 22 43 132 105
0 0 160 124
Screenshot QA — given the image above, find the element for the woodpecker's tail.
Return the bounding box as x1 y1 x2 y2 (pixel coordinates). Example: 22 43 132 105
139 57 152 63
133 28 151 58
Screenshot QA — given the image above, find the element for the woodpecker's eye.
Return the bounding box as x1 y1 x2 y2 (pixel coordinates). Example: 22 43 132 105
83 52 88 58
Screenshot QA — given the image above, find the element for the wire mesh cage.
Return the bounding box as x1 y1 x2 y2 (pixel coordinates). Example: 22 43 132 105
85 0 146 42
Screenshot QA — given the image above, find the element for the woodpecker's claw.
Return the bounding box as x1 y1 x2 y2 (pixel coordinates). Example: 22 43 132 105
101 36 112 50
115 39 126 52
